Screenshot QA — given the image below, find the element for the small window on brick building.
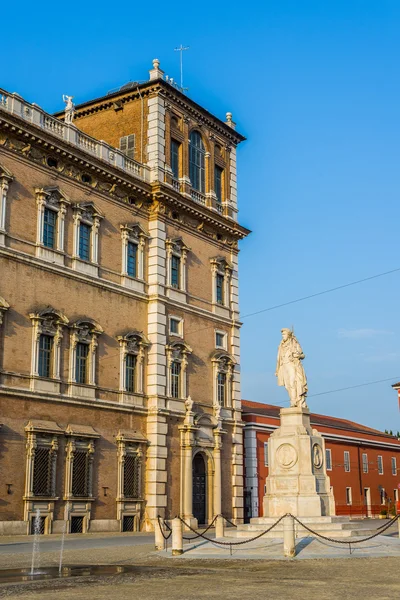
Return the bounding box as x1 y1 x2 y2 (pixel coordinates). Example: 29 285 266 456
264 442 269 467
377 455 384 475
391 457 397 476
362 453 368 473
120 134 135 159
345 487 352 505
325 449 332 471
344 451 350 472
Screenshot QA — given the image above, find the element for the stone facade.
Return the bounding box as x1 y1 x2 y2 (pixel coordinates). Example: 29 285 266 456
0 61 249 534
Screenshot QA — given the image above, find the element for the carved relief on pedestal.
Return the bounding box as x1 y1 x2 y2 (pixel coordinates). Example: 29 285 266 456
276 443 298 469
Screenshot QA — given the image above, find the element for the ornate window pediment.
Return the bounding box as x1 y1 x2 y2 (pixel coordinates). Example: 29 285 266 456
120 224 148 283
166 238 190 292
166 237 190 255
35 186 71 208
35 187 70 258
69 319 103 388
117 332 149 396
72 201 104 223
29 309 69 380
166 340 192 399
0 163 13 185
120 222 149 241
211 350 235 408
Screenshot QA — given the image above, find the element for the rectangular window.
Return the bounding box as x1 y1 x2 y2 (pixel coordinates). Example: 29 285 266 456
79 223 91 261
325 449 332 471
391 457 397 476
264 442 269 467
32 446 53 496
170 318 181 336
380 488 386 505
76 343 89 384
127 242 137 278
171 139 180 179
71 450 91 497
123 454 141 498
215 332 226 348
217 372 226 406
214 165 223 203
38 334 53 378
171 255 180 289
377 455 384 475
216 273 224 304
362 453 368 474
346 487 352 505
43 207 56 249
125 354 136 393
120 134 135 159
171 361 181 398
344 451 350 472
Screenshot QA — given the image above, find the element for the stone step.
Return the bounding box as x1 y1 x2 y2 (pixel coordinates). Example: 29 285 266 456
225 527 379 539
249 516 350 525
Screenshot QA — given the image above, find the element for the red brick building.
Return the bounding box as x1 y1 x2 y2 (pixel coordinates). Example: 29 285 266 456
242 400 400 520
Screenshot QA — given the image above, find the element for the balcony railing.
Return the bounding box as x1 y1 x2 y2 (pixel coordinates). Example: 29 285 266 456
0 89 150 183
190 189 206 205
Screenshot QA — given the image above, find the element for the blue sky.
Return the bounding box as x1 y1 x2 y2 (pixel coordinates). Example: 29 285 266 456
3 0 400 430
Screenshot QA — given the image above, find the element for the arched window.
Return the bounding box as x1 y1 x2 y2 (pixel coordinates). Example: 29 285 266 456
189 131 205 193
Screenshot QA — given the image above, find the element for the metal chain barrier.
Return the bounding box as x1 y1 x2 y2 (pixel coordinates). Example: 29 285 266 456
178 513 288 546
157 515 172 541
291 513 400 545
222 515 238 528
182 514 219 540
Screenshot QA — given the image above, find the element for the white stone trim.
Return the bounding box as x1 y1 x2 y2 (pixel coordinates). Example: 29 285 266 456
120 223 148 287
29 310 69 389
147 95 166 183
117 332 149 398
0 168 13 246
68 320 103 395
166 341 192 399
72 203 103 277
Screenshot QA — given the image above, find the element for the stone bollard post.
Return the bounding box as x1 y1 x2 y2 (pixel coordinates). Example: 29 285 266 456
172 517 183 556
215 515 224 538
154 518 165 551
283 515 296 558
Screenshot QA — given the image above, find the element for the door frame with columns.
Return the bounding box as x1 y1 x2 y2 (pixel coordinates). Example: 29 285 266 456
179 412 225 528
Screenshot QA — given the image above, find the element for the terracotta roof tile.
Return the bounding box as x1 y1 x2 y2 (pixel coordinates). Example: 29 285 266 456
241 399 398 440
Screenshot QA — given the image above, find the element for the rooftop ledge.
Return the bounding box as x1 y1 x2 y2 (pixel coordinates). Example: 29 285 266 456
0 88 150 183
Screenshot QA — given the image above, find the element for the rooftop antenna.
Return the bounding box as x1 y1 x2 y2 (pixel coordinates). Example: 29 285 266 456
174 44 189 92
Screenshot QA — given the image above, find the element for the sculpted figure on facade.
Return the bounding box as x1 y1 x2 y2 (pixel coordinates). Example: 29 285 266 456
275 328 308 408
62 95 75 125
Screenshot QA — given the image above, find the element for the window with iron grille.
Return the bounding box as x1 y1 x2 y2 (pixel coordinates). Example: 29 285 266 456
38 334 53 378
123 515 135 532
171 361 181 398
171 255 180 288
127 242 137 278
125 354 137 393
377 455 384 475
79 223 91 261
72 450 91 497
362 453 368 473
32 447 54 496
123 453 141 498
344 451 350 472
171 139 180 179
76 343 89 384
120 134 135 159
189 131 205 192
70 516 84 533
216 273 224 304
325 448 332 471
392 457 397 476
217 372 226 406
214 165 223 203
43 207 56 248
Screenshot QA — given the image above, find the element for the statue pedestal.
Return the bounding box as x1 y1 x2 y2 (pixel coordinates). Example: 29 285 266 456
263 407 335 518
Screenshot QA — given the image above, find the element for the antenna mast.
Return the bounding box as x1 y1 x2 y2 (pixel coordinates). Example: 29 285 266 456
174 44 189 91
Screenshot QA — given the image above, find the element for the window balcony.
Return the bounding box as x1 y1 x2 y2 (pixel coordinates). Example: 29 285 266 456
190 189 206 205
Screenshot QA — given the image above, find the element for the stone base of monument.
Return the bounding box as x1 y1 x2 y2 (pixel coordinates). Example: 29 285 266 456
228 405 376 539
263 406 335 517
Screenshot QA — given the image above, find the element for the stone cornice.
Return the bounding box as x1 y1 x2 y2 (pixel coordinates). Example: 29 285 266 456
56 80 245 145
151 185 250 240
0 111 152 199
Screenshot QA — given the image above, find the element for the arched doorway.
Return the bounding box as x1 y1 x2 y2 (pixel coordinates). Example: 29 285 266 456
192 453 206 525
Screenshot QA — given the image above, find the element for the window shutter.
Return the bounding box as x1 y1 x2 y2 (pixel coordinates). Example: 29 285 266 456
120 134 135 159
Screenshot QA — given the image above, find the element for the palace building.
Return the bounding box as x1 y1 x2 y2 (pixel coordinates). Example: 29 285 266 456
243 400 400 520
0 59 249 534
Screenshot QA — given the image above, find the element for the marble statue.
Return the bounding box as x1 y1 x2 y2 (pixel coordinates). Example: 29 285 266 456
213 401 222 424
184 395 193 413
275 328 308 408
63 95 75 125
